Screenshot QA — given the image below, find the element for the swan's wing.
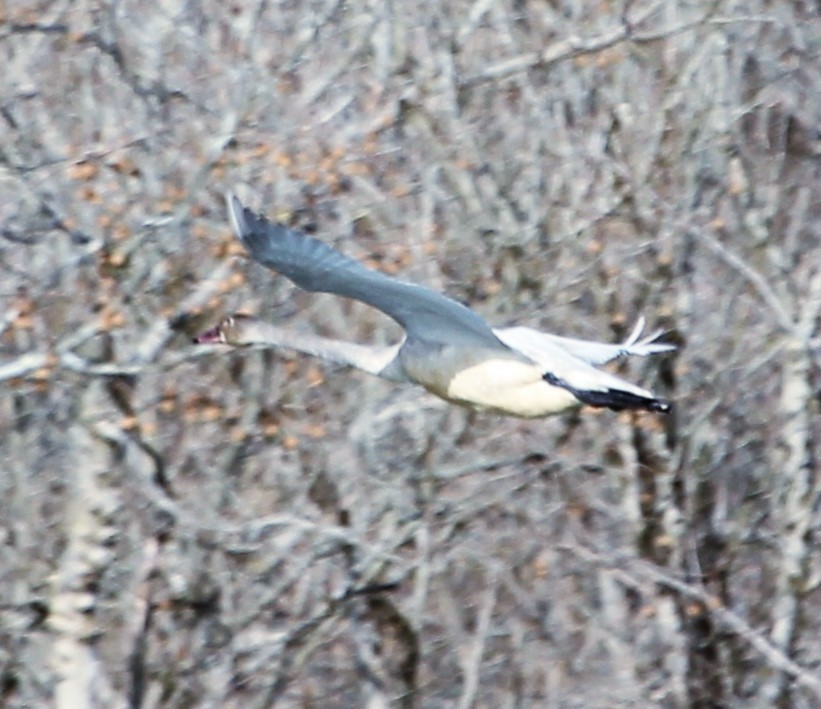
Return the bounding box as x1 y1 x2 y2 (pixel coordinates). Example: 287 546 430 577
495 325 670 411
494 317 675 367
227 194 507 350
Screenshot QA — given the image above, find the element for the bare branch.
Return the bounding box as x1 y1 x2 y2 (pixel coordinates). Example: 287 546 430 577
694 229 797 335
0 351 52 382
563 544 821 699
456 578 498 709
460 1 665 87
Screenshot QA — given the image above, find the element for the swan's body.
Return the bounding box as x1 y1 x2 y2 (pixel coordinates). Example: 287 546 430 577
197 195 674 418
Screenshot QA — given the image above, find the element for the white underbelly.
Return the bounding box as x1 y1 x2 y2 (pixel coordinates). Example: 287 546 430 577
443 359 579 418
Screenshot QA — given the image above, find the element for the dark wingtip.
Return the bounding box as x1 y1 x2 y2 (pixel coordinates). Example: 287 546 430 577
650 399 672 414
545 373 673 414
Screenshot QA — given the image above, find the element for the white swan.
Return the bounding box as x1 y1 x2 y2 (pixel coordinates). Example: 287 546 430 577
196 195 674 418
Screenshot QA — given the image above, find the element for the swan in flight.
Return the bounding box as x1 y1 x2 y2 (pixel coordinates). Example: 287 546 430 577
196 194 674 418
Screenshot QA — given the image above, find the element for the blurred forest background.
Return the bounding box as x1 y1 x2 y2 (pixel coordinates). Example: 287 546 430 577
1 0 819 707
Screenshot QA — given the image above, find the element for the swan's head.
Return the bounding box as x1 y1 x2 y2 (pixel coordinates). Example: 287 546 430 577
194 314 255 345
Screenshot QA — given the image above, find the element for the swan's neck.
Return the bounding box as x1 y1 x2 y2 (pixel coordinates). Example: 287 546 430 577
237 320 404 380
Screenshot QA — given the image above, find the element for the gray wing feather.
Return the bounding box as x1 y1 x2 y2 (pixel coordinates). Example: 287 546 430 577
227 194 507 349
